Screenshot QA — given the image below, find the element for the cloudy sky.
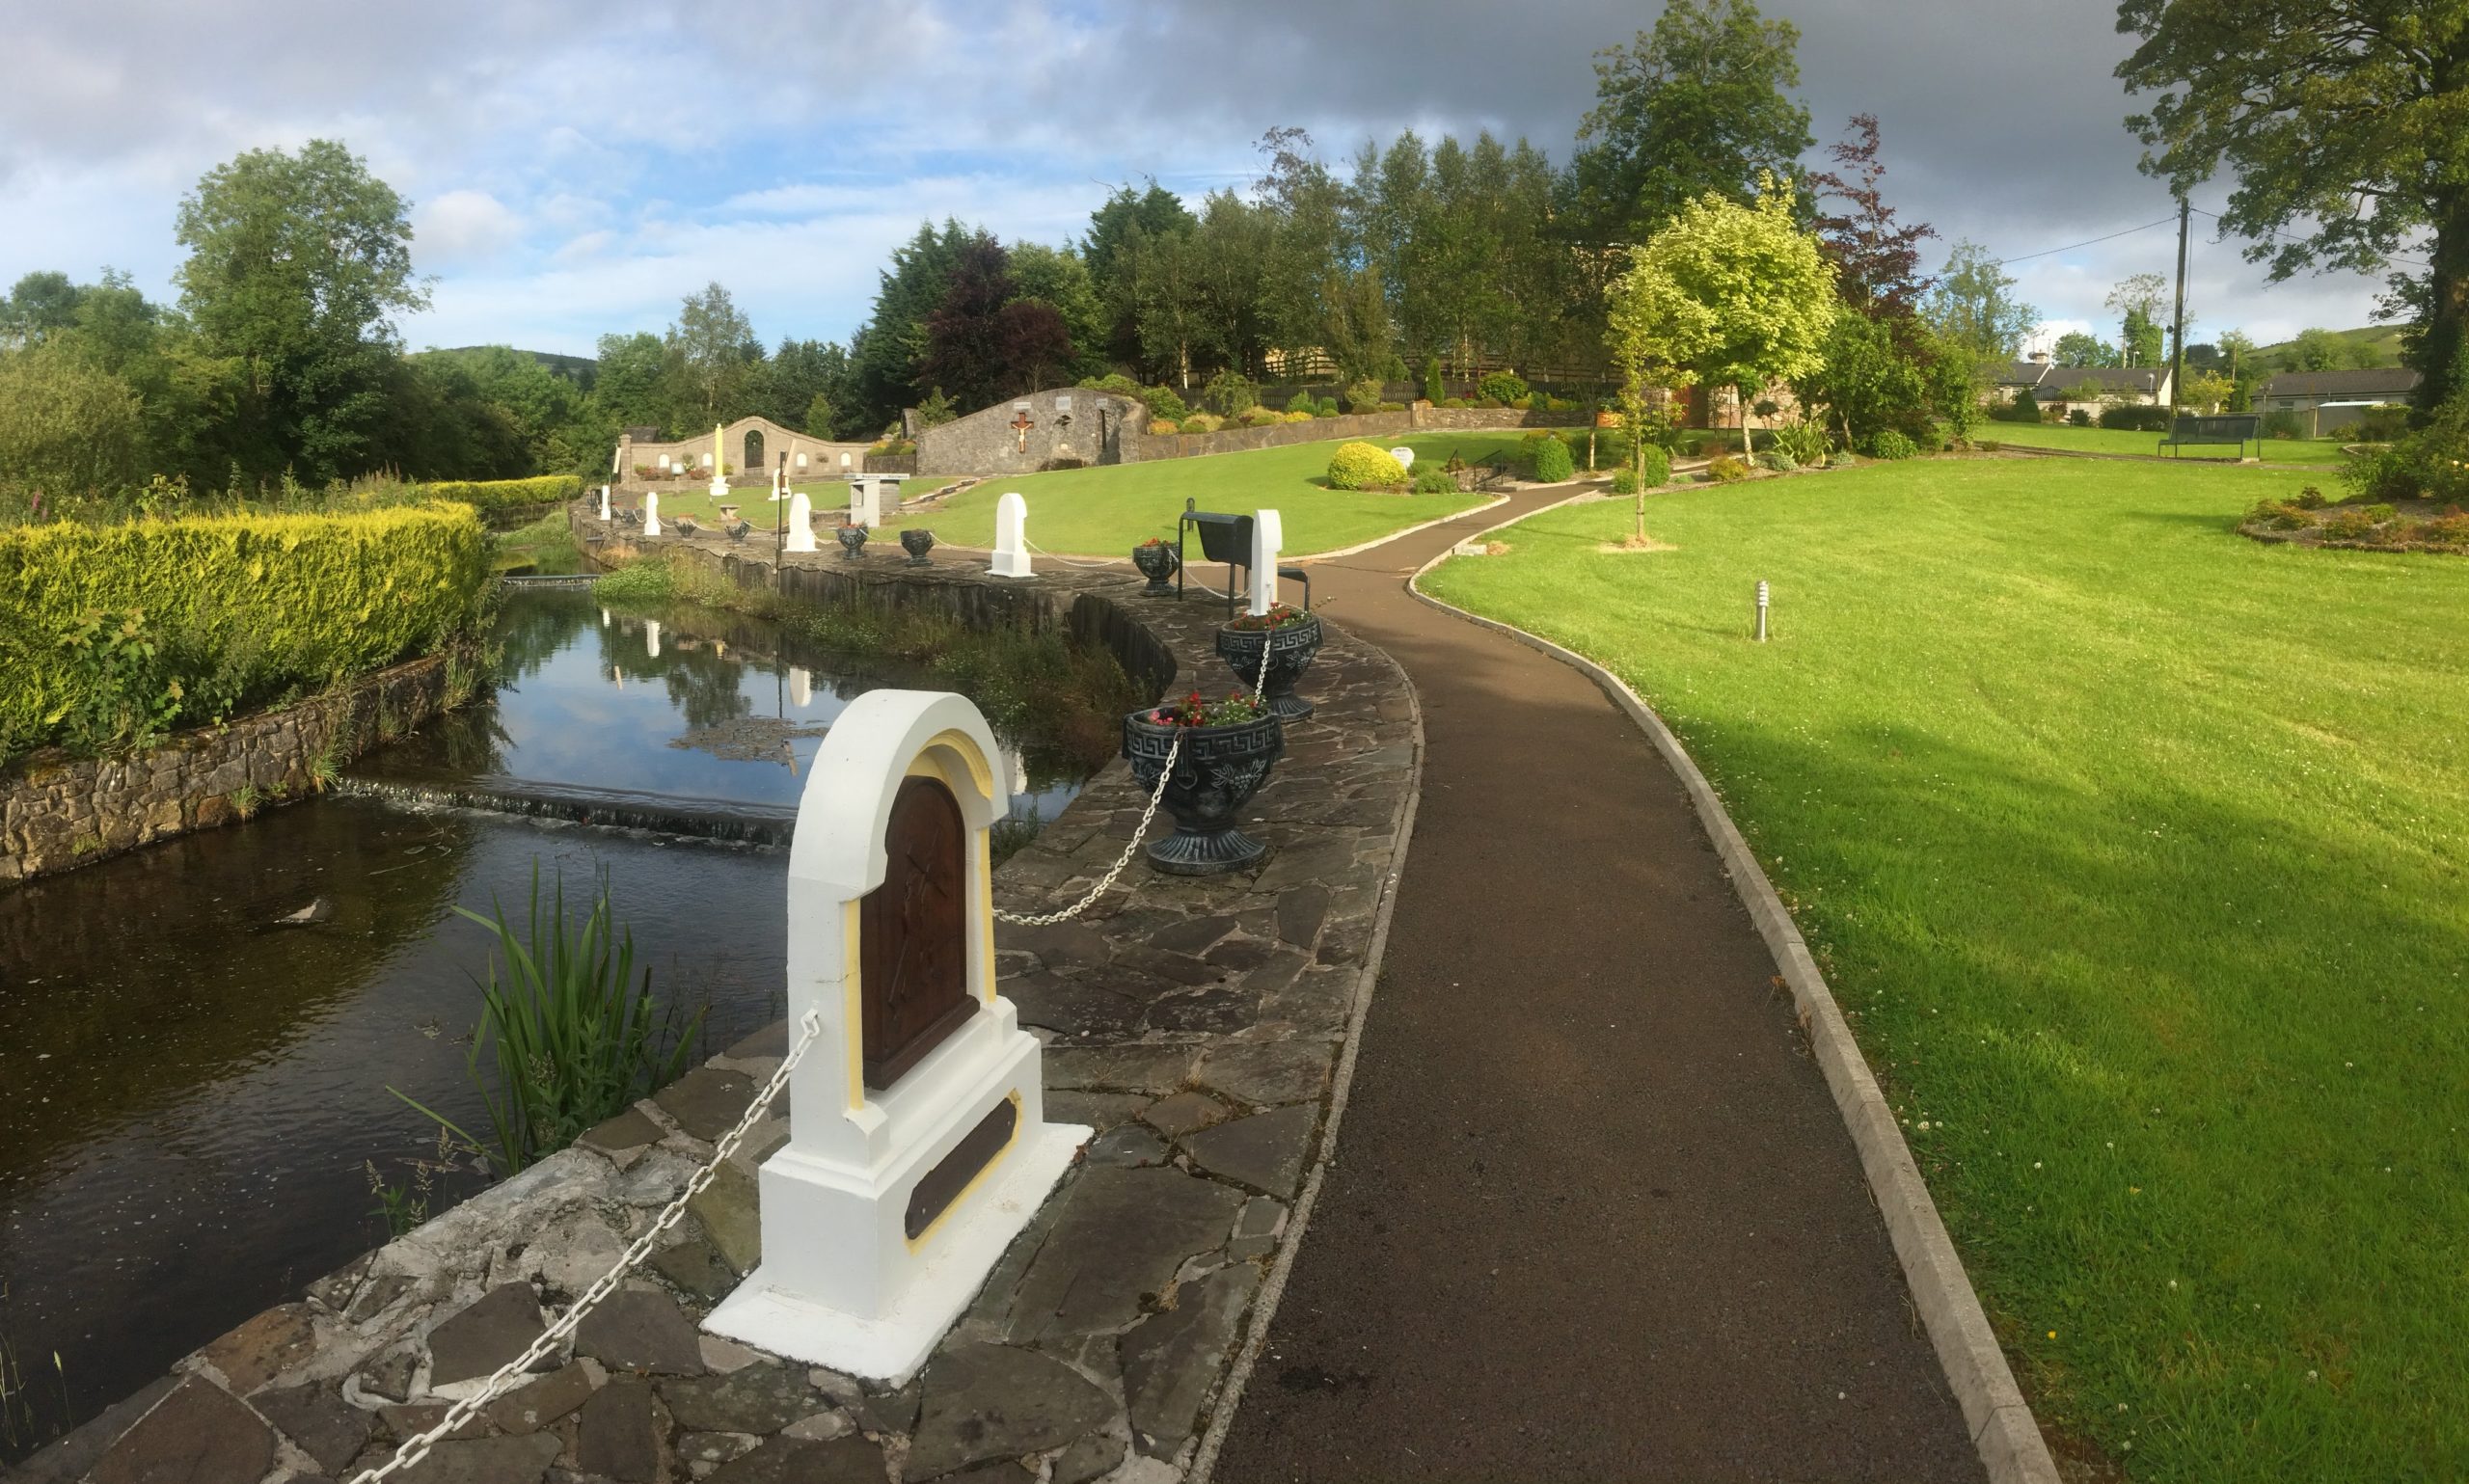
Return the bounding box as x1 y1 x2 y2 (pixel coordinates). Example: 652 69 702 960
0 0 2401 360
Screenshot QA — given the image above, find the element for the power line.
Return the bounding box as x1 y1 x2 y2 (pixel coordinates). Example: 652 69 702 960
2186 204 2430 270
1995 216 2178 265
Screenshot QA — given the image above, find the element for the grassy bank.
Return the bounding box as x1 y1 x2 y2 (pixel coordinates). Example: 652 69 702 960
1422 458 2469 1479
1986 420 2353 465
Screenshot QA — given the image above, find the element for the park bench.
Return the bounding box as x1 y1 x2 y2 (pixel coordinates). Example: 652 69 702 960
2158 413 2261 460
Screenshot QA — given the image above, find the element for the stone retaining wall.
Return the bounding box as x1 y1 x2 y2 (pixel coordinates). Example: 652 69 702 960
29 537 1420 1484
1125 403 1585 465
1 651 468 886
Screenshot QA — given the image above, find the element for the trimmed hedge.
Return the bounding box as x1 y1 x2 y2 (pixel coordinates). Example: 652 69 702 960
420 474 583 516
1 503 490 761
1327 442 1408 490
1530 436 1575 483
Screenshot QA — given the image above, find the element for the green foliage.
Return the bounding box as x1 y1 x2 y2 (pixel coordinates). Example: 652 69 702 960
1612 467 1642 496
1284 391 1316 414
1343 378 1386 415
1530 435 1575 482
2054 331 2120 367
0 342 146 497
1327 441 1409 490
2347 395 2469 502
1180 412 1225 434
2099 404 2171 432
1196 369 1258 418
1758 449 1799 472
1424 356 1445 404
421 474 583 520
2261 409 2307 441
1863 428 1918 460
1997 390 2042 424
1412 465 1458 493
913 387 959 429
1316 398 1341 418
1770 420 1829 465
1638 445 1673 487
0 502 488 761
2070 408 2093 426
1706 454 1750 482
1926 241 2037 367
2351 405 2412 443
592 560 674 606
1477 370 1531 405
394 867 703 1176
47 609 185 755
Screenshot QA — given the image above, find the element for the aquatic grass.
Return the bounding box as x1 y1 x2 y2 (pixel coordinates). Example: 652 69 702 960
393 865 705 1176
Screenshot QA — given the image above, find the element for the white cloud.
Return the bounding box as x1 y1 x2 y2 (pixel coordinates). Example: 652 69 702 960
415 190 523 266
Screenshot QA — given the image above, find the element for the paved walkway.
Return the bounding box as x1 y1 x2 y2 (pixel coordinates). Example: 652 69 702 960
1211 488 1983 1482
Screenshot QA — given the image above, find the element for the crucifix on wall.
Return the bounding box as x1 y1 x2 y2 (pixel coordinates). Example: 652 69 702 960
1010 404 1035 452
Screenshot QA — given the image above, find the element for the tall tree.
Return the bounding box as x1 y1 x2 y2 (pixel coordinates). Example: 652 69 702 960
1006 244 1107 381
1084 183 1197 369
752 337 850 434
1926 241 2039 368
917 233 1075 409
1568 0 1811 247
848 220 974 432
1253 127 1353 375
2106 273 2168 365
173 139 427 481
2115 0 2467 413
1808 115 1937 320
2054 330 2121 366
0 271 86 349
667 283 758 427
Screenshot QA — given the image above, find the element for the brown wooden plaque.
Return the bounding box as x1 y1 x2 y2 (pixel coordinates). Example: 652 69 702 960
860 775 974 1089
906 1096 1017 1240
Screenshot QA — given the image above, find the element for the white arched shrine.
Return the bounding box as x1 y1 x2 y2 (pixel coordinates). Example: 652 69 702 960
704 690 1087 1381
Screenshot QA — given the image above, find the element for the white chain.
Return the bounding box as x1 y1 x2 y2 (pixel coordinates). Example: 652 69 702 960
992 625 1278 927
351 1008 825 1484
1021 536 1123 570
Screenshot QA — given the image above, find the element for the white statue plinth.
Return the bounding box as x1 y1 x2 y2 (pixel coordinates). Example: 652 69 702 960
990 493 1032 579
643 492 663 538
849 476 883 529
597 484 611 521
1249 508 1283 615
703 691 1086 1383
785 492 816 553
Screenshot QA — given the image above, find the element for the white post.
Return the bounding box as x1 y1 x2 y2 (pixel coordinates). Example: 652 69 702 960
788 665 812 709
1249 508 1284 615
644 619 662 659
597 484 611 521
702 690 1087 1382
643 491 662 538
990 493 1032 579
785 491 816 553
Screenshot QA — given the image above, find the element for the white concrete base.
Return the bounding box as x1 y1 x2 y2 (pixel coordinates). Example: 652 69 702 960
989 550 1032 579
703 1120 1085 1384
709 473 730 500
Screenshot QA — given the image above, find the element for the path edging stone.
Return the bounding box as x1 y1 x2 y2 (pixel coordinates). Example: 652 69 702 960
1400 491 2062 1484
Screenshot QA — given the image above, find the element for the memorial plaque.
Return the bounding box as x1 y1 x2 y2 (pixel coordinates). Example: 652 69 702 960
860 776 973 1088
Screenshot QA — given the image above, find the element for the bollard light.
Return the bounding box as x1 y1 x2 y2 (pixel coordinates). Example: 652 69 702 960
1753 580 1770 642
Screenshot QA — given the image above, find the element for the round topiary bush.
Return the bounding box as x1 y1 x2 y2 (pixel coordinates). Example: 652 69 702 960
1477 370 1529 404
1611 467 1641 496
1316 397 1341 418
1638 445 1672 487
1531 436 1575 483
1864 429 1918 460
1327 442 1409 490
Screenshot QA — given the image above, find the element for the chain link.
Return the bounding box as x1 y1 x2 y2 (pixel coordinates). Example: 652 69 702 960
350 1008 826 1484
992 622 1277 927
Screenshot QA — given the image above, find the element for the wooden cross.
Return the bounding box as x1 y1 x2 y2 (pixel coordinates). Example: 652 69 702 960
1010 409 1035 452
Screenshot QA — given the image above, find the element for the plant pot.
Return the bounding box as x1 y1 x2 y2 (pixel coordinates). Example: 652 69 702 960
1131 541 1180 596
1123 709 1284 876
900 528 936 566
1214 612 1322 720
837 525 869 560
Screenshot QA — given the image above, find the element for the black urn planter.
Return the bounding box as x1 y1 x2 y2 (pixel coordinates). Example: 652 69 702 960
1123 710 1285 876
1214 612 1323 720
900 527 936 566
1131 541 1180 596
837 525 869 560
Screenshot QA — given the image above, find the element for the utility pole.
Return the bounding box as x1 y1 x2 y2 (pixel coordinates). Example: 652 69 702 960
2168 194 2190 421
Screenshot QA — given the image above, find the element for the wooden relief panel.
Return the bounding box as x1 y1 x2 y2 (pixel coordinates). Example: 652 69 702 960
860 775 973 1089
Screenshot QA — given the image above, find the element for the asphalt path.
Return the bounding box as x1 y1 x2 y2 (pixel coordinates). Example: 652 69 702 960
1209 485 1983 1483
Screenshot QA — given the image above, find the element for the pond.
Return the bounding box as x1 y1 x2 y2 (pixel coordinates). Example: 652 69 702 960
0 589 1106 1460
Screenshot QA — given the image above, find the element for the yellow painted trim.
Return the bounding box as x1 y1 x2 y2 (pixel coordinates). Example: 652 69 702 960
975 826 996 1003
920 727 994 797
842 899 865 1111
905 1091 1023 1252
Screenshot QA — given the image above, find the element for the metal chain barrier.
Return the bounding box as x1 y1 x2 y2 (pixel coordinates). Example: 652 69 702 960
1021 536 1123 571
992 625 1276 927
350 1008 826 1484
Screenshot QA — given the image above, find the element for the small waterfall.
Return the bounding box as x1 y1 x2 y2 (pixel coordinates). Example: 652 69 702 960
334 777 796 847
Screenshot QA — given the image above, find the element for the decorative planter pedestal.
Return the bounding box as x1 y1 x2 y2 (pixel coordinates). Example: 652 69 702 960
1131 541 1180 596
838 526 870 560
1214 612 1323 720
1123 710 1285 875
900 528 936 566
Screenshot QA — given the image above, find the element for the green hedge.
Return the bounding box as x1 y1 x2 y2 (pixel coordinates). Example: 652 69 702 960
0 503 490 760
419 474 583 516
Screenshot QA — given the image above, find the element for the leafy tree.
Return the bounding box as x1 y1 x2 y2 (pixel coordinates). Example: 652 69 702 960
668 283 757 426
1608 178 1837 444
173 139 427 482
2278 326 2388 371
2181 368 2236 411
2116 0 2468 413
0 271 87 349
1926 240 2039 371
1319 264 1397 386
1569 0 1811 247
1006 244 1106 381
0 341 146 494
2054 331 2120 366
752 337 850 434
1792 309 1931 445
1084 183 1197 368
803 392 836 438
1253 127 1352 375
918 233 1076 410
1809 115 1937 319
591 332 669 434
2106 274 2168 365
848 220 975 431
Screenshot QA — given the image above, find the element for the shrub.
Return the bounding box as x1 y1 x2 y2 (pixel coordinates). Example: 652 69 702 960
421 474 583 522
1531 437 1575 483
2260 408 2306 441
1637 445 1672 488
2351 404 2411 443
1285 391 1316 415
1770 420 1829 467
1283 410 1316 424
1327 442 1409 490
2293 485 2330 509
1442 396 1468 409
1831 451 1859 468
1864 429 1919 460
1148 418 1180 435
2382 395 2469 502
2069 408 2093 427
1611 468 1641 496
1201 369 1260 418
1316 397 1341 418
1239 406 1282 428
1476 370 1529 404
1343 378 1385 415
1998 390 2042 424
1143 385 1190 422
2320 507 2382 540
2246 499 2315 531
2099 404 2172 432
1707 455 1750 482
1377 401 1406 413
1180 412 1224 434
0 503 489 762
1412 466 1458 494
1424 357 1445 405
1759 449 1799 472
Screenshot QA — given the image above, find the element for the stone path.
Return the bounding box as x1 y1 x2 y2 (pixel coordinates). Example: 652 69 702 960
1207 487 1986 1482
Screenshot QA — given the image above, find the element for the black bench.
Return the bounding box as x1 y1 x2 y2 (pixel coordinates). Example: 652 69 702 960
2158 414 2261 459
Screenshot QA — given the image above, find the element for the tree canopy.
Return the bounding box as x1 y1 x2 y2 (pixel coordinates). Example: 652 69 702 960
1608 178 1836 410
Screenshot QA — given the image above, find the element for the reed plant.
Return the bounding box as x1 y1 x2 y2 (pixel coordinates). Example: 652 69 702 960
394 865 703 1176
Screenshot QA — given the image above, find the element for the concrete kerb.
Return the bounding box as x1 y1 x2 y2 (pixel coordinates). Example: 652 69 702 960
1185 628 1426 1484
1398 499 2063 1484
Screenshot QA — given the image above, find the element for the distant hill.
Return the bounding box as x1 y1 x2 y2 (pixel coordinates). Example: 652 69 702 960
2253 325 2404 370
433 345 598 381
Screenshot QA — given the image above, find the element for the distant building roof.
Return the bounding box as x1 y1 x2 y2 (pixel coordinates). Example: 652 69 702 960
1996 360 2051 388
2042 365 2163 395
2260 367 2420 400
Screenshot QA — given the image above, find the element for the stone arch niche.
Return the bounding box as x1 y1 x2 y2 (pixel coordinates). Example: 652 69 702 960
704 689 1088 1383
744 426 767 475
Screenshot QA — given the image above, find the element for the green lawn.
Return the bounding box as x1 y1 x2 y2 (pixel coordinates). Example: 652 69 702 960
1988 419 2354 466
899 432 1536 555
1423 459 2469 1480
642 479 955 528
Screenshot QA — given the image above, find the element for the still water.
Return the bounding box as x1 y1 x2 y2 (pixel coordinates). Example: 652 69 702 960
0 591 1095 1459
